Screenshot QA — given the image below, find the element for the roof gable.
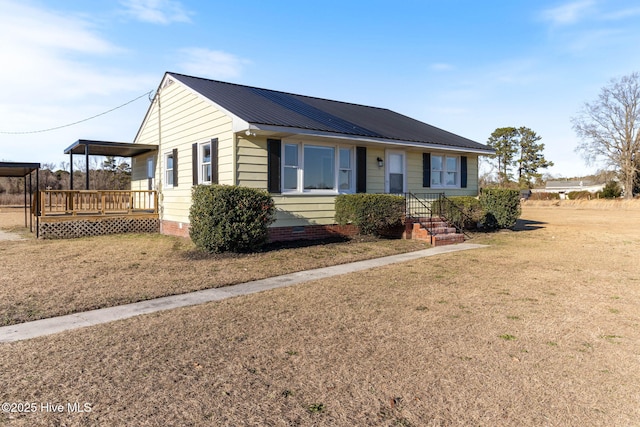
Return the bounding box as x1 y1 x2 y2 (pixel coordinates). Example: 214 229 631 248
167 72 492 153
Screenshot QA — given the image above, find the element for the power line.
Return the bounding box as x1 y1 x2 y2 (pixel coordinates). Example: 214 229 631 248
0 90 154 135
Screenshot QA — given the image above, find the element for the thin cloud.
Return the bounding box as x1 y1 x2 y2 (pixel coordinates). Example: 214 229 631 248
540 0 595 26
0 1 118 55
177 48 250 79
430 63 455 71
602 7 640 20
0 0 156 161
120 0 192 24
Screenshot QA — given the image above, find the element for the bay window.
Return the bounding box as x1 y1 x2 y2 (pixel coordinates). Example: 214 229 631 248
282 142 354 193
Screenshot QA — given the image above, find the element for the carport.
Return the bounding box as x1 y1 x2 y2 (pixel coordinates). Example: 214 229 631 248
0 162 40 234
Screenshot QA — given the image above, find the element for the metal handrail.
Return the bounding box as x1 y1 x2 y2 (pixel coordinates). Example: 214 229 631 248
404 192 442 236
432 194 474 238
405 192 474 239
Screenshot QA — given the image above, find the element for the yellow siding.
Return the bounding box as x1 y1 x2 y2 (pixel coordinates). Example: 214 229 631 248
271 195 337 227
236 136 268 190
133 78 234 224
405 152 479 197
366 147 385 193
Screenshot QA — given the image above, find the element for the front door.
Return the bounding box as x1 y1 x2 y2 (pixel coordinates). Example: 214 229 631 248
386 151 405 194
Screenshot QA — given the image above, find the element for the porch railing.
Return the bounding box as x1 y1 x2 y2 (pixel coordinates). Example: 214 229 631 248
405 192 473 238
39 190 157 216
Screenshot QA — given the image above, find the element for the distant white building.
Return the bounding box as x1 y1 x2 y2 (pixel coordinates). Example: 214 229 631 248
532 180 605 199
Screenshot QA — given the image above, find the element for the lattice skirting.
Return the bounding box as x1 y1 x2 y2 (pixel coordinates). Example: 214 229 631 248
39 217 160 239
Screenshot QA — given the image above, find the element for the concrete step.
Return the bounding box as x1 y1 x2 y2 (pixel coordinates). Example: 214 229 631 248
432 233 465 246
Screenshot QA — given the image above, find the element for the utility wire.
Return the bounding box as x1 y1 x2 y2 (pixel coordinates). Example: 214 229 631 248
0 90 154 135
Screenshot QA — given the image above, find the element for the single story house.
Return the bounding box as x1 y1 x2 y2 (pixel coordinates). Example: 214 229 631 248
131 72 494 240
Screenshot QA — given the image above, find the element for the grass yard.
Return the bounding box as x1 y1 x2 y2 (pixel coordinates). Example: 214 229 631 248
0 207 428 325
1 202 640 425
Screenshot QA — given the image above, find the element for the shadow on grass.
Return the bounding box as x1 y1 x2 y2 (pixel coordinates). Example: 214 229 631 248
512 218 547 232
183 234 381 260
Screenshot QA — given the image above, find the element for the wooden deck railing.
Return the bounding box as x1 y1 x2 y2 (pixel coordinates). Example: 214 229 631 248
39 190 158 216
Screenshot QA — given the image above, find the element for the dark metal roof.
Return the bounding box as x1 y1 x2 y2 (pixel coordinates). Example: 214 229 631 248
0 162 40 177
64 140 157 156
168 72 492 152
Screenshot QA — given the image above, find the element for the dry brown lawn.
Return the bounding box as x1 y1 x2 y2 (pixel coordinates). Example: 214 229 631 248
1 202 640 426
0 208 428 325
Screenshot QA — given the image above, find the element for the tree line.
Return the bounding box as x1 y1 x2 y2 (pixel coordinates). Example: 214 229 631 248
0 156 131 196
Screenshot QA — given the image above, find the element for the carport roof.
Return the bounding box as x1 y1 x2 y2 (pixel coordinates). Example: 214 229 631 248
64 139 157 157
0 162 40 177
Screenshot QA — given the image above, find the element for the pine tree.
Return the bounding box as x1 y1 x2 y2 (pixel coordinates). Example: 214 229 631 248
517 127 554 188
487 127 519 186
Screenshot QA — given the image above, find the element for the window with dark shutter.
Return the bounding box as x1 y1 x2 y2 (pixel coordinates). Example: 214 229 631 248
172 148 178 186
267 139 281 193
422 153 431 188
356 147 367 193
192 143 198 185
211 138 219 184
461 156 468 188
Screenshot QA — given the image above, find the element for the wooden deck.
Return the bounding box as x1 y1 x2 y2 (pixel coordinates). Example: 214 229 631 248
37 190 158 218
34 190 159 239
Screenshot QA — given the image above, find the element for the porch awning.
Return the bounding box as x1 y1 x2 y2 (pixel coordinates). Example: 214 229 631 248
0 162 40 234
64 140 157 157
0 162 40 177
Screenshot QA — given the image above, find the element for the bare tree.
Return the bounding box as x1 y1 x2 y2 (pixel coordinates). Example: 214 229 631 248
572 72 640 199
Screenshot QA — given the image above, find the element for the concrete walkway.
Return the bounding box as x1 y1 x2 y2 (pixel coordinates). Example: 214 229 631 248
0 229 25 241
0 243 487 343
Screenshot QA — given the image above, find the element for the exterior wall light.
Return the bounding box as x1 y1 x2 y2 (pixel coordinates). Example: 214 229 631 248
377 157 384 167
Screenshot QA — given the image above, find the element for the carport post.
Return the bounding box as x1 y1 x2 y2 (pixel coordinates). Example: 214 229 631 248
23 175 27 228
69 151 74 190
36 168 39 238
85 143 89 190
28 171 33 232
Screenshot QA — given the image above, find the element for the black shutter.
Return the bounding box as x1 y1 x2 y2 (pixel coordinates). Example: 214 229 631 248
267 139 281 193
192 143 198 185
422 153 431 188
461 156 468 188
211 138 219 184
172 148 178 186
356 146 367 193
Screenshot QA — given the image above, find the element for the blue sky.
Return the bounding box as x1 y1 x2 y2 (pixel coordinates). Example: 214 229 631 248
1 0 640 178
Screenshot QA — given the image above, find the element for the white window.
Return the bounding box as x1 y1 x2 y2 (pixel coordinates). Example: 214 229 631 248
165 152 174 187
338 148 352 190
283 144 299 190
200 142 211 183
431 155 459 187
282 142 354 193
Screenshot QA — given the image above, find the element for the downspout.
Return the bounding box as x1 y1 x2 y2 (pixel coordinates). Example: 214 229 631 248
157 88 162 220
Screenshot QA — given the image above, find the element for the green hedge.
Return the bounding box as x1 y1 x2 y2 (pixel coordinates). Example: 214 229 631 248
600 181 622 198
435 196 483 230
189 185 275 253
567 190 592 200
528 192 560 200
335 194 405 237
479 188 521 229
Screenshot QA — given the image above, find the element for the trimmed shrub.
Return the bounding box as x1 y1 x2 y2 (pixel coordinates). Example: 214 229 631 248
479 188 521 229
335 194 405 237
432 196 483 230
528 192 560 200
189 185 275 253
601 180 622 199
567 190 592 200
